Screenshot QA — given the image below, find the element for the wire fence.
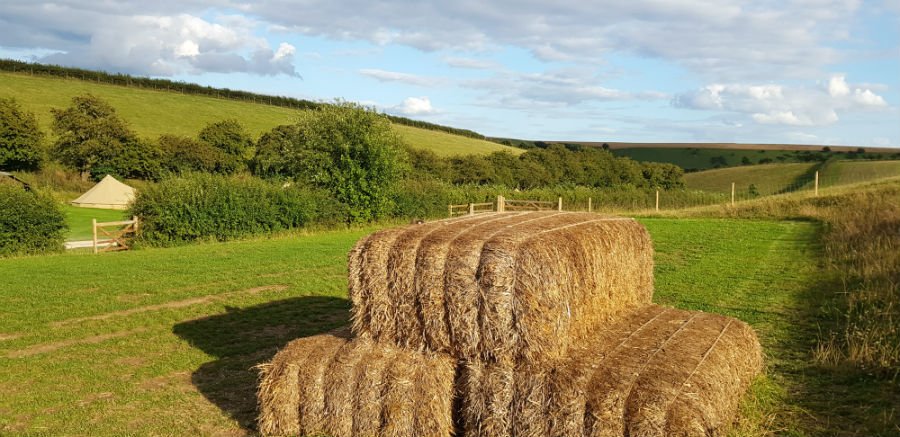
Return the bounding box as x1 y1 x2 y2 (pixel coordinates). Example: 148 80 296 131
447 161 899 216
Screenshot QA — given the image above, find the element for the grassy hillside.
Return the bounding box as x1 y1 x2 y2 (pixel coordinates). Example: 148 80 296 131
0 71 521 157
684 160 900 195
684 163 817 194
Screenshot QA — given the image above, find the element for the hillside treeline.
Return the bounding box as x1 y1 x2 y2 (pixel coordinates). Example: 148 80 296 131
0 59 488 140
1 94 689 244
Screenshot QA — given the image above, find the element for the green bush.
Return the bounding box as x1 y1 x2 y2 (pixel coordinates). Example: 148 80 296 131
130 174 341 245
0 184 67 256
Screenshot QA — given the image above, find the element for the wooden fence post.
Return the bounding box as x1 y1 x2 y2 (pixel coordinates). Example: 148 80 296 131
132 216 139 234
731 182 735 207
655 189 660 212
814 171 819 196
557 197 563 211
469 203 475 216
588 197 592 212
448 204 453 217
92 219 98 255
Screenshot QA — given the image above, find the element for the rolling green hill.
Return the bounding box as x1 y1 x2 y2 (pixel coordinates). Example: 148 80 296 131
0 71 521 157
684 160 900 195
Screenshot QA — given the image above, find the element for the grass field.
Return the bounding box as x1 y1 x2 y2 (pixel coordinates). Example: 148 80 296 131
683 162 816 195
62 205 128 241
0 71 521 156
823 160 900 185
2 218 896 435
683 160 900 196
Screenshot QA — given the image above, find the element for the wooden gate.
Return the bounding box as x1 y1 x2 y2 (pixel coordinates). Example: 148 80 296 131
92 216 139 254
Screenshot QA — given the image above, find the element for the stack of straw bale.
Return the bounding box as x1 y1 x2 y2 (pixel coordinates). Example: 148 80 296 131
257 211 763 437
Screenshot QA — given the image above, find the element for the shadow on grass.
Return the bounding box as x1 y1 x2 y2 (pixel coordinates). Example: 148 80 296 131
173 295 350 433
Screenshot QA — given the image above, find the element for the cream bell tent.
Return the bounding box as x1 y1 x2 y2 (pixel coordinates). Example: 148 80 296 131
71 175 135 210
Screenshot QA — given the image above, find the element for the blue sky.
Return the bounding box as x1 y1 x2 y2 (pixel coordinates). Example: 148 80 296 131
1 0 898 146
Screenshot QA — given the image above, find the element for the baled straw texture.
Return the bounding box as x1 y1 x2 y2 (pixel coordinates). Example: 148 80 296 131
467 305 762 437
256 332 455 437
348 211 654 363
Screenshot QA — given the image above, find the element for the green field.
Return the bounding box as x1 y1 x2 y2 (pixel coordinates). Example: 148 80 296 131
822 160 900 185
62 205 128 241
2 218 895 436
0 72 521 156
684 163 817 195
684 160 900 196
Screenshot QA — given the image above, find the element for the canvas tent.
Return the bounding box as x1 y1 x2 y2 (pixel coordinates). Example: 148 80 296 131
71 175 135 210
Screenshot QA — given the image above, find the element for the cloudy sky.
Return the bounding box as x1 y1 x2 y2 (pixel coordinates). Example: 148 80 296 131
2 1 898 146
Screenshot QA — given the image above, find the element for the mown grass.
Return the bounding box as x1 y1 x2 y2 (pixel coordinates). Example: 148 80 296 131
3 215 895 435
61 205 128 241
0 71 522 156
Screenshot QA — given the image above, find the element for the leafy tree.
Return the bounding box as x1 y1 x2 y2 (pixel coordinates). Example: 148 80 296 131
51 94 161 180
741 156 752 165
290 102 408 223
157 134 222 174
0 98 43 171
197 119 254 174
252 125 300 178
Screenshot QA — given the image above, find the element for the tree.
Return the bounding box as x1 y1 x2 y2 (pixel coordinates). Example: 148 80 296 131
741 156 752 165
197 119 254 174
0 98 43 171
158 134 223 174
51 94 161 180
252 125 300 178
290 102 408 223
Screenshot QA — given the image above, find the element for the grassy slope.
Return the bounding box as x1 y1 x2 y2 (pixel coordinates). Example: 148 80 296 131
684 160 900 195
684 163 817 194
394 124 523 156
0 71 521 156
823 160 900 185
3 218 894 435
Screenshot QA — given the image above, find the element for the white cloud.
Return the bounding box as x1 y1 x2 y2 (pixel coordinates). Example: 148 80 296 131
853 88 887 107
394 96 436 115
233 0 863 80
673 75 888 127
464 68 666 107
0 6 298 77
828 75 850 97
443 56 500 70
358 68 444 87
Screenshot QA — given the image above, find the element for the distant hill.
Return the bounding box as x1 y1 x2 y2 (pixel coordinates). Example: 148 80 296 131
538 141 900 171
0 70 522 157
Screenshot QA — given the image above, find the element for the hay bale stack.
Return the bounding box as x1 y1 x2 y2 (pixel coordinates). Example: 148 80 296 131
257 332 455 437
349 211 654 363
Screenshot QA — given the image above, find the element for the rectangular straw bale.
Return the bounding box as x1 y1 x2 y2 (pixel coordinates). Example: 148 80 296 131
257 330 348 437
415 213 531 353
348 212 654 364
622 312 763 437
257 331 455 437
